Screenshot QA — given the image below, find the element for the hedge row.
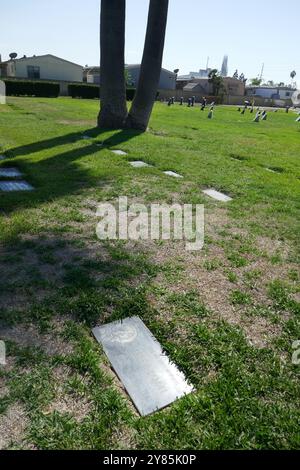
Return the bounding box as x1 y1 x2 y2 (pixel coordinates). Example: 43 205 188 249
3 80 60 97
68 84 136 101
1 79 137 100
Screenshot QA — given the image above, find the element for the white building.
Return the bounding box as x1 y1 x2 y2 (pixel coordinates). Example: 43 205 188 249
246 86 295 102
0 54 83 83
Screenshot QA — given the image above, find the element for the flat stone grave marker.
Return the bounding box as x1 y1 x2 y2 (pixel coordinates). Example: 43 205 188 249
0 167 22 178
203 188 232 202
92 316 194 416
129 161 151 168
112 150 127 156
0 181 34 192
163 171 183 178
81 135 92 140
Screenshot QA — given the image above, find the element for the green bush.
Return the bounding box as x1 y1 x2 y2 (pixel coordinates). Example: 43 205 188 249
4 79 60 98
68 84 136 101
68 84 100 99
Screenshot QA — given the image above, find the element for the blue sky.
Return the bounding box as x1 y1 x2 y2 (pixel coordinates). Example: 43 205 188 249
1 0 299 84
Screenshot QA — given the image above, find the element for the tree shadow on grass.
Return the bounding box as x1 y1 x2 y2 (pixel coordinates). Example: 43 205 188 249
0 232 157 329
1 127 143 214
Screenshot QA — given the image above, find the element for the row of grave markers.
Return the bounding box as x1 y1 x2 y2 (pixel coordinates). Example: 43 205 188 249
1 135 290 416
93 143 232 415
167 98 300 122
94 136 296 415
109 148 233 202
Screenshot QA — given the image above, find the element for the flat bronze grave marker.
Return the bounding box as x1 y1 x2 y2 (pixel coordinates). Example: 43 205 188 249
112 150 127 156
203 188 232 202
0 167 22 178
129 161 151 168
0 181 34 192
92 317 193 416
163 170 183 178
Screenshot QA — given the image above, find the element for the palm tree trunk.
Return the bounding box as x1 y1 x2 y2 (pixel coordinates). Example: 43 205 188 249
126 0 169 131
98 0 128 129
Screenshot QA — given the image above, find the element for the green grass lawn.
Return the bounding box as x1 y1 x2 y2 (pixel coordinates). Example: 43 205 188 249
0 97 299 450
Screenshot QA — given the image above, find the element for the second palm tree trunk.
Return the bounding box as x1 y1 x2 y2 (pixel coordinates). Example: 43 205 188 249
126 0 169 131
98 0 128 129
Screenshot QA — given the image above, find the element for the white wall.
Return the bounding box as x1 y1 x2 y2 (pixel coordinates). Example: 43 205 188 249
14 55 83 82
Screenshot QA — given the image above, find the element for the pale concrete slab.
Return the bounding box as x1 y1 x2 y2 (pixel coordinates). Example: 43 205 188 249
203 188 232 202
0 181 34 192
129 161 151 168
163 171 183 178
0 168 22 178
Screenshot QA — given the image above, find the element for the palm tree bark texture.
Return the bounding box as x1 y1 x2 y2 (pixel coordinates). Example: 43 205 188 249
126 0 169 131
98 0 128 129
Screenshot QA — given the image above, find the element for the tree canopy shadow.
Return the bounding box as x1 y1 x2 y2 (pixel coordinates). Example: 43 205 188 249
0 231 157 330
1 127 143 214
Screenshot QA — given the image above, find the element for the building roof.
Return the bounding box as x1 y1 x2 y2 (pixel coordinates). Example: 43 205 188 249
183 82 208 94
183 82 203 90
1 54 83 69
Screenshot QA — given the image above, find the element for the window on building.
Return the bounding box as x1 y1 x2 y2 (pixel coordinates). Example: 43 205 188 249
285 92 290 97
27 66 40 79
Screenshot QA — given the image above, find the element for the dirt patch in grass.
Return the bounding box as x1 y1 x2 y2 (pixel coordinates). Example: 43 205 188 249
0 403 29 449
0 324 74 357
0 376 9 399
147 209 297 349
112 425 137 450
241 317 282 349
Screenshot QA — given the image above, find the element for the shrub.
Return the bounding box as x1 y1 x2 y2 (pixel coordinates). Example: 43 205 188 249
68 84 136 101
68 84 100 99
4 79 60 97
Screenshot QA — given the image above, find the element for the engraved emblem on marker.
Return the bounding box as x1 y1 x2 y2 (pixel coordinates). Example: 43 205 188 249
105 324 137 344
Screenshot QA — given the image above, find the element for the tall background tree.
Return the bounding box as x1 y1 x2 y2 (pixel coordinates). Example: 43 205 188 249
250 77 262 86
208 69 224 96
126 0 169 131
98 0 128 129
